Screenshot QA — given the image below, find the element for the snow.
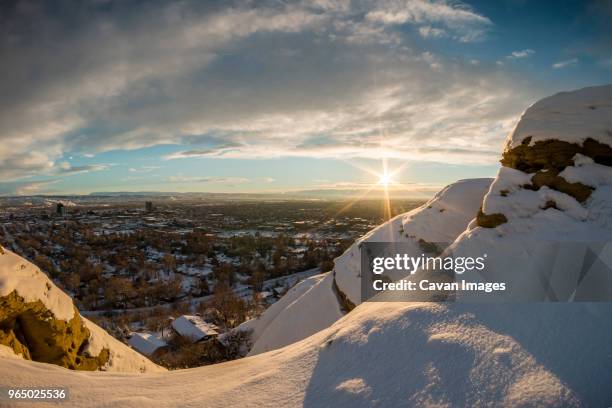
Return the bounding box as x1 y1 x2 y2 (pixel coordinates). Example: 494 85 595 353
0 247 75 321
128 333 167 356
333 178 493 306
177 264 213 277
453 86 612 301
231 179 491 356
245 273 343 356
0 246 165 373
172 315 219 341
1 301 609 406
0 344 22 360
234 273 335 353
506 84 612 148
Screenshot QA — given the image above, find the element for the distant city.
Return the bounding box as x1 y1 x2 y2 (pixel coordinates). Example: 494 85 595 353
0 194 422 367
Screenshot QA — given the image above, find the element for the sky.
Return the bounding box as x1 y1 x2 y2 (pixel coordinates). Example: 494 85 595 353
0 0 611 197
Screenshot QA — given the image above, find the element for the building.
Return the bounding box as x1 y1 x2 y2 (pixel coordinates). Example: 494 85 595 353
272 286 286 297
145 201 154 213
171 315 219 342
56 203 66 216
128 332 167 356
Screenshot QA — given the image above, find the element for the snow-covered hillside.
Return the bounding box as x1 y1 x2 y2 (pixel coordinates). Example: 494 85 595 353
0 247 165 373
240 178 492 355
2 300 609 407
333 178 493 306
239 273 343 356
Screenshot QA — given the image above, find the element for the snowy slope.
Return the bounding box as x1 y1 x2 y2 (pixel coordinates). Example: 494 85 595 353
1 301 609 407
0 247 165 373
0 247 75 321
238 179 491 356
334 178 492 306
245 273 343 356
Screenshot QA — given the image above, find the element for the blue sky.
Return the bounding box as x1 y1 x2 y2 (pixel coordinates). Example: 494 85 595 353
0 0 610 196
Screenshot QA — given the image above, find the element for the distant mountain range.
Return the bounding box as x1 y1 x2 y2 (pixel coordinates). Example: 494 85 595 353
1 189 433 202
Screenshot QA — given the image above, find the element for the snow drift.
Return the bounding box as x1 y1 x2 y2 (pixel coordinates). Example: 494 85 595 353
240 272 343 356
3 300 606 407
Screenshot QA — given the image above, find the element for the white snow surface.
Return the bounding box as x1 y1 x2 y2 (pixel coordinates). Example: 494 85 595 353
0 344 22 360
0 247 165 373
506 84 612 148
243 273 343 356
1 301 609 407
0 247 75 321
333 178 492 306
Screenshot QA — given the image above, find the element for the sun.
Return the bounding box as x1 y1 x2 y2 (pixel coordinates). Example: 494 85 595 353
377 171 393 186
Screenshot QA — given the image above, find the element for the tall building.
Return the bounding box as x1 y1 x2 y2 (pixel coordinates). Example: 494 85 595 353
56 203 66 216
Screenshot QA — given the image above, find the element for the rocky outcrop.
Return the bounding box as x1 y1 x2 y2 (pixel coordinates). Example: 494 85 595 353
478 86 612 228
476 208 507 228
0 291 109 370
0 246 165 372
500 137 612 172
453 85 612 305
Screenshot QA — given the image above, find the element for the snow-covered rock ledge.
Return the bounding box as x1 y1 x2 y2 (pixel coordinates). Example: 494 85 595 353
0 247 165 373
478 85 612 228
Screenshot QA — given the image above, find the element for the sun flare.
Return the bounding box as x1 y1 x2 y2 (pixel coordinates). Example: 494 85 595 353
377 172 393 186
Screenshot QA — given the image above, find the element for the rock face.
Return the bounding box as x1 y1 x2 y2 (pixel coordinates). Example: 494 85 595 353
0 247 165 372
0 291 109 370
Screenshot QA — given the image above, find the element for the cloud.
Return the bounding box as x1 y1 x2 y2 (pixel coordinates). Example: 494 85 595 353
0 0 540 182
262 177 275 183
418 26 448 38
54 162 108 176
0 179 61 196
165 143 243 160
365 0 492 41
507 49 535 59
301 180 445 198
129 166 161 173
552 58 579 69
